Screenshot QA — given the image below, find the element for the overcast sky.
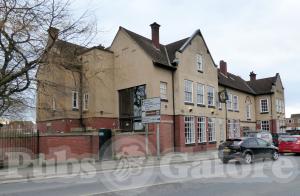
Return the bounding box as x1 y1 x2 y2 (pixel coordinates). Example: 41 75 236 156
71 0 300 117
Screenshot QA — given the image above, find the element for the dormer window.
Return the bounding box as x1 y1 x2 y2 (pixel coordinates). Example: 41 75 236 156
196 54 203 72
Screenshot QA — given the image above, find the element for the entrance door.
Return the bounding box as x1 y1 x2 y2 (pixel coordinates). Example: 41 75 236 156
99 129 112 160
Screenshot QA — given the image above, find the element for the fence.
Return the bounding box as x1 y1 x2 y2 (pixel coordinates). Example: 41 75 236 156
0 125 38 167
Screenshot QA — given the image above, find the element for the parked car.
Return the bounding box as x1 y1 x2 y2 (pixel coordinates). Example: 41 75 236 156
218 137 279 164
244 131 273 144
278 135 300 154
272 133 290 147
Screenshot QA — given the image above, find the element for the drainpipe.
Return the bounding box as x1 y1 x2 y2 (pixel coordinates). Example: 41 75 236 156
270 94 273 133
172 70 176 152
79 63 86 132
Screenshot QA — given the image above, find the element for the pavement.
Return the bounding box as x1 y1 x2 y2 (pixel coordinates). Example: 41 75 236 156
0 150 218 183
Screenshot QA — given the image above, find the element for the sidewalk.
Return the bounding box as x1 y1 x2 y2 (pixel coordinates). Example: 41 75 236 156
0 150 218 183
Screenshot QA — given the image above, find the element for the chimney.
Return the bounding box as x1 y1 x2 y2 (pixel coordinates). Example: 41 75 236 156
219 60 227 76
150 22 160 49
250 71 256 81
47 27 59 46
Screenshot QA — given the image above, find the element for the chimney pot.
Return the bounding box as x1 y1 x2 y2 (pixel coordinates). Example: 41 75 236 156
250 71 257 81
219 60 227 76
150 22 160 49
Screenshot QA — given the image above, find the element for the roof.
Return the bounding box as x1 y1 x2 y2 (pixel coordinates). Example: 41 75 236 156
218 70 256 94
121 27 214 69
291 114 300 118
246 76 277 95
219 70 279 95
121 27 174 69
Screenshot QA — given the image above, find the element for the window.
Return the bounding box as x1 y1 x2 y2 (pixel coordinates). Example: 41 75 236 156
260 99 269 113
185 116 195 144
119 85 146 131
261 120 270 131
257 138 268 147
208 118 216 142
207 86 215 106
52 97 56 111
184 80 193 103
72 91 79 109
246 105 251 119
160 82 167 100
196 54 203 71
233 95 238 111
228 119 240 138
197 117 206 143
196 83 204 105
227 93 232 110
83 93 89 111
276 99 279 112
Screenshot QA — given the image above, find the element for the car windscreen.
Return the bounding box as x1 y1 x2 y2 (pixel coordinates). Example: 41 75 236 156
280 137 298 142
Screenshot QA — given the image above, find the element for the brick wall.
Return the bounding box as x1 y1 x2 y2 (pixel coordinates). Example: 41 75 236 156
39 133 99 161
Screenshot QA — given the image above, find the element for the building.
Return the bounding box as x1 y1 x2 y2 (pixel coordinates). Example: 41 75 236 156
286 114 300 131
36 23 286 154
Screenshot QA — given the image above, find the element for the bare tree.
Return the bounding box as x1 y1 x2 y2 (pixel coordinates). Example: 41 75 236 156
0 0 96 118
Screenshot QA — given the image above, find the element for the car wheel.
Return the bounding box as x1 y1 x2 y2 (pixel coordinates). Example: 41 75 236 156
272 150 279 161
222 159 229 164
243 153 253 164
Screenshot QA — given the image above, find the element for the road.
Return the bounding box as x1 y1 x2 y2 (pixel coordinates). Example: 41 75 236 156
0 154 299 196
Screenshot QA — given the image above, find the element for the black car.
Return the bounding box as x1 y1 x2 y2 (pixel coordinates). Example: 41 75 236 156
218 137 279 164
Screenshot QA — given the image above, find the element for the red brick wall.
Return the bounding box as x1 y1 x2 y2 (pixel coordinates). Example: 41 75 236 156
39 134 99 160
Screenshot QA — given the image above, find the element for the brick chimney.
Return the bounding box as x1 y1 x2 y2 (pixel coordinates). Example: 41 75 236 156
250 71 256 81
219 60 227 76
150 22 160 49
47 27 59 46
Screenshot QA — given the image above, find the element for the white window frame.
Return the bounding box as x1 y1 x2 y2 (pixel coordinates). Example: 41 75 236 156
83 93 89 111
208 118 216 142
196 83 204 105
228 119 240 139
261 120 270 131
196 54 203 72
207 86 215 106
184 116 195 144
233 95 239 111
246 104 251 119
184 80 193 103
72 91 79 109
260 99 269 113
197 117 206 143
276 99 279 112
227 93 233 110
160 81 168 100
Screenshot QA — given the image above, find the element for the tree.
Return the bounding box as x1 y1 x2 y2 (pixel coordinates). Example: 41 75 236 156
0 0 96 118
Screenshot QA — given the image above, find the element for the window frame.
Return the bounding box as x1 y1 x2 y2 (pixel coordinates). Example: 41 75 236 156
208 118 216 142
196 83 204 105
72 91 79 109
196 54 203 72
185 116 195 144
260 99 269 113
52 97 56 111
227 93 233 110
207 85 215 107
246 104 251 120
197 116 206 143
233 95 239 111
184 79 193 103
83 93 89 111
261 120 270 131
160 81 168 100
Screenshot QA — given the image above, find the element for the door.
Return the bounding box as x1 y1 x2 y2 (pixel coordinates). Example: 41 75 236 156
99 129 112 160
245 138 261 159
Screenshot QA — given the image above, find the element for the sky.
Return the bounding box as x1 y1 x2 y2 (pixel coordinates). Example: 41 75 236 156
70 0 300 118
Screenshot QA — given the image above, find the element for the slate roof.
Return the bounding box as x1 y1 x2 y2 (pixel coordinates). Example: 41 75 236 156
166 37 189 62
218 70 278 95
246 76 277 95
218 70 256 94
